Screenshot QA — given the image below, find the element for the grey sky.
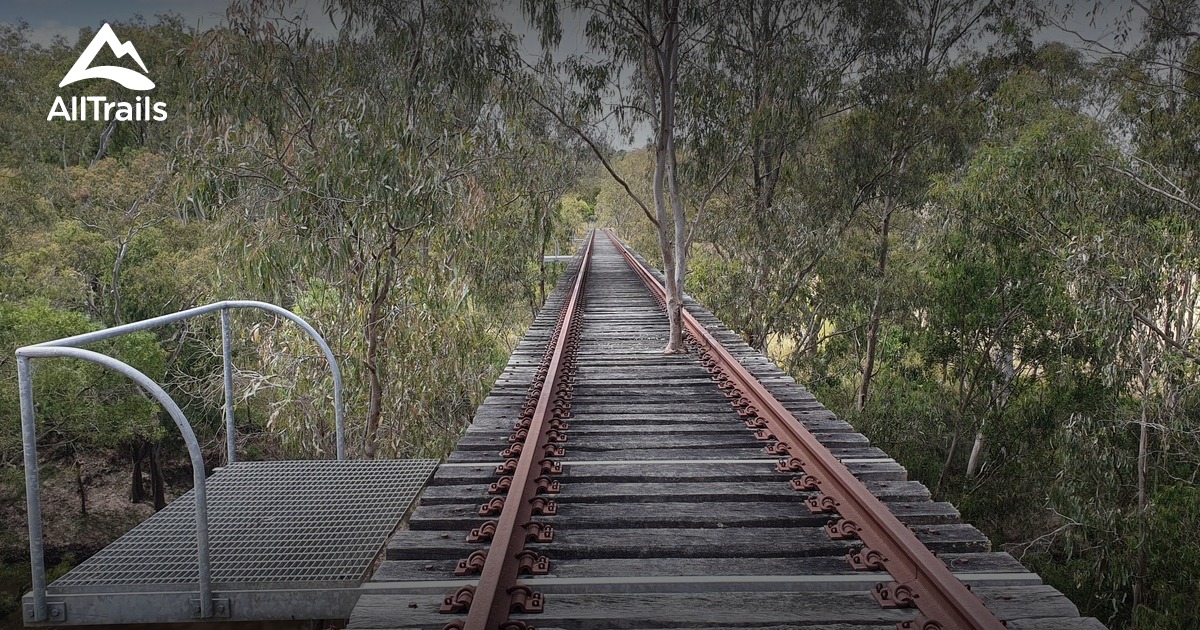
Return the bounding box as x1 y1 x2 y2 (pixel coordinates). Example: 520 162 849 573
2 1 1143 49
0 1 1145 150
0 0 581 50
2 0 237 43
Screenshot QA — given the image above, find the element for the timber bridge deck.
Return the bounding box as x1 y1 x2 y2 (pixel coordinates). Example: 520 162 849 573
19 229 1104 629
346 231 1103 629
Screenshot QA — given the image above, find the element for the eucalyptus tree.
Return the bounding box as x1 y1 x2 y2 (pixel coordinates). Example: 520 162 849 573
0 300 168 510
1096 4 1200 620
681 0 852 352
837 0 1004 411
935 43 1200 625
486 81 590 310
522 0 703 352
1026 13 1200 618
191 0 527 458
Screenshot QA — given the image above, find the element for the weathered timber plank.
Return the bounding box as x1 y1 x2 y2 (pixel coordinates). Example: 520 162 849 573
386 523 986 560
427 460 907 485
451 432 868 452
349 585 1082 629
372 551 1034 583
445 445 892 463
416 479 931 504
407 499 959 531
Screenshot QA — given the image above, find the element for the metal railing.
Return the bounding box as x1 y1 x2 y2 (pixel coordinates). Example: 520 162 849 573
15 300 346 622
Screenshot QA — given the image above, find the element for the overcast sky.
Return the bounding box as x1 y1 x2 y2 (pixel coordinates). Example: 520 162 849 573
1 1 1141 49
1 1 1142 150
0 0 590 56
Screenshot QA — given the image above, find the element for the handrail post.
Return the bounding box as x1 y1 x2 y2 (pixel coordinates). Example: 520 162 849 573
28 299 345 460
13 299 342 621
221 308 235 465
193 461 213 619
17 356 48 623
16 347 214 619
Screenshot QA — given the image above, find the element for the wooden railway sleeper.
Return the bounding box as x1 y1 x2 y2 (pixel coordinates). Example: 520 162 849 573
442 620 534 630
604 229 1006 630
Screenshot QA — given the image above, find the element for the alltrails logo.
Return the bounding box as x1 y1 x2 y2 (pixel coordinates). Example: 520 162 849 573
47 23 168 122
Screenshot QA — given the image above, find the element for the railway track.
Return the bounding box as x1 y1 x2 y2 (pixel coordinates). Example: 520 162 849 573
349 229 1103 629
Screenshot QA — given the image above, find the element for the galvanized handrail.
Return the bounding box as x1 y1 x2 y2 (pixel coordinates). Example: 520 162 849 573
15 300 346 622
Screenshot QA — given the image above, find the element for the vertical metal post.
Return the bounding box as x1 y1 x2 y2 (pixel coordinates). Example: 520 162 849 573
221 308 235 465
334 375 345 460
192 456 213 618
17 356 47 622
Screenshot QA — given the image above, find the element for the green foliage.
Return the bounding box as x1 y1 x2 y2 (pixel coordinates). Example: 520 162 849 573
0 299 165 462
678 18 1200 628
182 0 580 458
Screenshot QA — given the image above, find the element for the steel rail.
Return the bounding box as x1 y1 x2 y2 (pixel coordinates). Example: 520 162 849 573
443 229 596 630
605 229 1006 630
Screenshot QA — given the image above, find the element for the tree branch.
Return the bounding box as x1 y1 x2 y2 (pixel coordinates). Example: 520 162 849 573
1102 162 1200 214
520 75 660 228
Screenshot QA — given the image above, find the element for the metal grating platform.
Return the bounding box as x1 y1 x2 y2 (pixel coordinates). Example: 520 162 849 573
30 459 438 625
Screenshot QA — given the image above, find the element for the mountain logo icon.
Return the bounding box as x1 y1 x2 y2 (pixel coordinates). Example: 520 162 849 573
59 23 154 91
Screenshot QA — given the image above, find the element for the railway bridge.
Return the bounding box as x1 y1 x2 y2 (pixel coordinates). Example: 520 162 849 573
18 230 1104 629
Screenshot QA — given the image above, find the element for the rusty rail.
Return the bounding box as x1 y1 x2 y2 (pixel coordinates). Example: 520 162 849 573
604 229 1006 630
440 229 595 630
